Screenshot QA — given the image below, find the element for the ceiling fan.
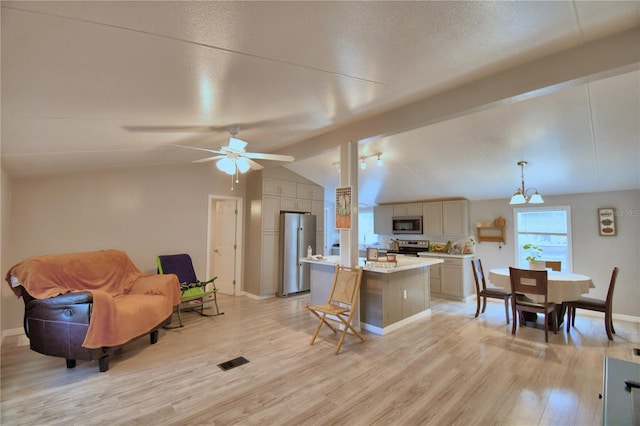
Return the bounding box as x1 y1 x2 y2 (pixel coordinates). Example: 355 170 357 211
174 126 294 189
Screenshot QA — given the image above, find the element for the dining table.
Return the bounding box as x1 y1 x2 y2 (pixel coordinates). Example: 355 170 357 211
488 268 595 304
489 267 595 327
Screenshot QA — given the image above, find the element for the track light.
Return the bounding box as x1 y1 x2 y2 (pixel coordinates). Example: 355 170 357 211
360 158 367 170
377 154 383 167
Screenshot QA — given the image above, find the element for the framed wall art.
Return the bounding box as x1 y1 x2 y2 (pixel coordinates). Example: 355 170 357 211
366 248 379 261
598 208 616 236
335 186 352 230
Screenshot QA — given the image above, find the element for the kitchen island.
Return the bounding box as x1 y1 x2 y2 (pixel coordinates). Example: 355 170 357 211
301 255 443 335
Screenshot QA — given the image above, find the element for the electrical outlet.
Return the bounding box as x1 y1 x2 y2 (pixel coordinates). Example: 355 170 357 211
403 289 407 299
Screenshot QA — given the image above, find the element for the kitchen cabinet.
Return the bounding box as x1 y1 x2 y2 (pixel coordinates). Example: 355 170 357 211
263 178 297 197
297 183 323 200
373 205 393 235
443 200 470 236
422 201 444 236
393 203 422 217
419 253 475 301
281 197 311 213
262 195 281 232
312 200 325 255
441 259 464 298
246 172 324 296
422 199 469 237
260 232 279 295
430 262 441 295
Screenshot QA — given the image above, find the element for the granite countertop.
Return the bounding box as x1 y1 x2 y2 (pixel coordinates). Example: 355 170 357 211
417 252 475 259
301 254 443 274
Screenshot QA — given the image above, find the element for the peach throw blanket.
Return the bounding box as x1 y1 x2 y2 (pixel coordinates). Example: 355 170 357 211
5 250 181 349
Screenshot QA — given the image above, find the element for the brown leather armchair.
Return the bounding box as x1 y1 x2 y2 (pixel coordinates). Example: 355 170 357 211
19 286 169 372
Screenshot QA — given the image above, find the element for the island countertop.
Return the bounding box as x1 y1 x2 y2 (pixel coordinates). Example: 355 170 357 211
301 254 443 273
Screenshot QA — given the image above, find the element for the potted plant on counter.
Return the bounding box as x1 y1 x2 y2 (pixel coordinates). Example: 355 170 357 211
523 243 545 270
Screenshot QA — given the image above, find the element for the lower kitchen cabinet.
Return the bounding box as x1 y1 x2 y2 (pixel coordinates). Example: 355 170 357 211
419 253 475 301
260 232 279 295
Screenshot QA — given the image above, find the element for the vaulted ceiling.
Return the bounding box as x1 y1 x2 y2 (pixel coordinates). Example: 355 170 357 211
2 1 639 206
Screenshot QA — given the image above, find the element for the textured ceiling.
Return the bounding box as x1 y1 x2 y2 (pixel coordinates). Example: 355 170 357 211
2 1 639 205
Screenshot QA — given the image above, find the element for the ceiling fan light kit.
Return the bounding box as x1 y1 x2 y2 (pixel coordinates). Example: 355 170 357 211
509 160 544 205
169 126 294 190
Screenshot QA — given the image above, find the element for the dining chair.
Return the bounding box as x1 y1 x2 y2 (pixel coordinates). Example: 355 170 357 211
509 267 557 342
542 261 561 271
471 259 511 323
305 265 365 354
565 267 619 340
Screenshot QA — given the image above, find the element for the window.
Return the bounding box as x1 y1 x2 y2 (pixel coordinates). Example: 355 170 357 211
514 206 572 271
358 211 378 247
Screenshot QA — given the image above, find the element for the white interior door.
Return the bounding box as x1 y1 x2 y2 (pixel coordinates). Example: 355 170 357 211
212 199 238 295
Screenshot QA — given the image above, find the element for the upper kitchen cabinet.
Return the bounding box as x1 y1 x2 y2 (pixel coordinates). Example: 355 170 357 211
263 178 297 197
422 200 470 237
422 202 444 236
375 199 469 237
297 183 323 200
393 203 422 217
442 200 469 236
373 205 393 235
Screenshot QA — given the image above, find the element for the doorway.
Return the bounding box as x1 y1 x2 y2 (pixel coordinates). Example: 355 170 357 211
207 195 243 296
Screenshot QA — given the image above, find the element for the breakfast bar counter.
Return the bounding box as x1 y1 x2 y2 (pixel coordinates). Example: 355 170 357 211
301 255 443 335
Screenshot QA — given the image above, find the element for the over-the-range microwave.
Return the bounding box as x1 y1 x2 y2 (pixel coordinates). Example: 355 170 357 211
392 216 423 234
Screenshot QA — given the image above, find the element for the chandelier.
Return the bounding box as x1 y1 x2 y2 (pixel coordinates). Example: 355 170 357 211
509 160 544 204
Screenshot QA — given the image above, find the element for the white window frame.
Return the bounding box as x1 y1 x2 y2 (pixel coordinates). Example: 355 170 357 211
513 205 573 272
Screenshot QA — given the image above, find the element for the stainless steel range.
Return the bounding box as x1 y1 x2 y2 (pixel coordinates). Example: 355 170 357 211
387 240 429 257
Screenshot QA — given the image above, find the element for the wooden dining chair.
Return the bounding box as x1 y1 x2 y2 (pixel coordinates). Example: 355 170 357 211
565 267 619 340
305 265 365 354
509 267 557 342
542 261 561 271
471 259 511 324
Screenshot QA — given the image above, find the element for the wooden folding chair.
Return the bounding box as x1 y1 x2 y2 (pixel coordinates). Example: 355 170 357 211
305 265 364 354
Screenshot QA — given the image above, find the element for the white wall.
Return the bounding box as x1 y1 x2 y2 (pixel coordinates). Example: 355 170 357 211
2 163 245 330
1 168 14 334
471 190 639 317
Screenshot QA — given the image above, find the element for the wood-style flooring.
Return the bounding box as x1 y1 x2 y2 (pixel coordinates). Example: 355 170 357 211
2 294 639 425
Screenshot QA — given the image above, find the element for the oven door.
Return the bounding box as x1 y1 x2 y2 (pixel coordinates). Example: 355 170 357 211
392 216 423 234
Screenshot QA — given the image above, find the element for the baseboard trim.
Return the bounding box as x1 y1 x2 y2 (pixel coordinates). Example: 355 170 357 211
1 327 25 345
362 309 432 336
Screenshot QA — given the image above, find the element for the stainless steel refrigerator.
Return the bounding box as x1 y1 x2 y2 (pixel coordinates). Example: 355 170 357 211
278 212 316 297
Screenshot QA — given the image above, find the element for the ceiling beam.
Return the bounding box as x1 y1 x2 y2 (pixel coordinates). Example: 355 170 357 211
278 26 640 161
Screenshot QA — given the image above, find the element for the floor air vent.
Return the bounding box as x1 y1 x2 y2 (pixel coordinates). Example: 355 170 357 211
217 356 249 371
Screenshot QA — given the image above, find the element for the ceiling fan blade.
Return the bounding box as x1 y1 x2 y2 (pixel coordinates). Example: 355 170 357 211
244 152 295 162
247 158 264 170
124 125 228 133
172 144 225 155
228 137 248 152
192 155 225 164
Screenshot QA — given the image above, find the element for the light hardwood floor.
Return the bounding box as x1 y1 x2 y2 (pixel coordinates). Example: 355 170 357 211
2 294 639 425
